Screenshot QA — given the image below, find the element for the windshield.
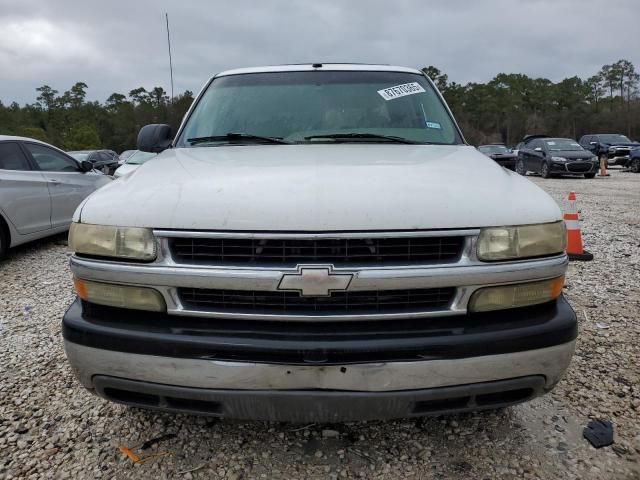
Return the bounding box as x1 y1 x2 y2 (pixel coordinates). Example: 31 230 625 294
176 71 463 146
599 134 631 144
68 152 89 161
126 151 157 165
479 145 509 154
545 139 584 151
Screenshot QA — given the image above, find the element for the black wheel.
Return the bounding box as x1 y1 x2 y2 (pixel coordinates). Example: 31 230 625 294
515 159 527 176
584 173 596 179
631 158 640 173
0 220 8 259
540 162 551 178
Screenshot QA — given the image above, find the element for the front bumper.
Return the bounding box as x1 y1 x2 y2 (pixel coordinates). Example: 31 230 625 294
550 161 599 174
63 297 577 421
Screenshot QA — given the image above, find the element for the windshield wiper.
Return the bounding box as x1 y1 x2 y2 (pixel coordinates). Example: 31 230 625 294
188 133 291 145
303 133 421 144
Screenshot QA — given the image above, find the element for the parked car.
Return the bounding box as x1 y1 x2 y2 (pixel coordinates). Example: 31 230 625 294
578 134 640 167
0 136 111 257
118 149 137 166
516 136 598 178
67 150 120 175
113 150 158 178
511 142 524 156
477 144 517 170
63 64 576 422
628 146 640 173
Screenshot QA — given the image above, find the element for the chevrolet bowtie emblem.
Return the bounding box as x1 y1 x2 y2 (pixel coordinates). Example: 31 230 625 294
278 266 354 297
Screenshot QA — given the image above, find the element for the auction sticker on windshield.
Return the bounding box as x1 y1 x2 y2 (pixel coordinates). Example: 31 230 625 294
378 82 426 101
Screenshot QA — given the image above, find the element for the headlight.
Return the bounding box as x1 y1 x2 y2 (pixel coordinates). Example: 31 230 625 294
476 222 566 261
551 156 567 162
469 276 565 312
69 223 156 261
74 278 166 311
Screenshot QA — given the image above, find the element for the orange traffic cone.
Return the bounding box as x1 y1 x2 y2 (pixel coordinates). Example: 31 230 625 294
598 155 610 177
563 192 593 261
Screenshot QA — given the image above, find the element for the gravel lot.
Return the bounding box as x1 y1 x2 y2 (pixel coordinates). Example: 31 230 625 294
1 170 639 480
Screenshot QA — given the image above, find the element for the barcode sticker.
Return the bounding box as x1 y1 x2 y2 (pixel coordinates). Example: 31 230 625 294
377 82 426 101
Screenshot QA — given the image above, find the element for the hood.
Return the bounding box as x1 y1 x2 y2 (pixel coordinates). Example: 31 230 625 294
489 152 517 159
549 150 595 160
602 142 640 147
78 144 562 230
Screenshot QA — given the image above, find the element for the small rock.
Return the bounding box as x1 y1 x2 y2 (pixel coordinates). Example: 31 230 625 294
15 425 28 434
322 429 340 438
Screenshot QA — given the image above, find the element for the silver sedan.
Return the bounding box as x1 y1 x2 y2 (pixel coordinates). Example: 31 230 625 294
0 135 111 257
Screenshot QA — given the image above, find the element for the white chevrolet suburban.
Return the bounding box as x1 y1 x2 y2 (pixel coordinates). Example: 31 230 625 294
63 64 576 422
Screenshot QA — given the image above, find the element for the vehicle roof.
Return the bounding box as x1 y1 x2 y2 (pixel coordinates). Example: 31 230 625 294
591 133 629 137
478 144 506 147
216 64 424 78
67 149 111 154
0 134 50 145
522 134 549 143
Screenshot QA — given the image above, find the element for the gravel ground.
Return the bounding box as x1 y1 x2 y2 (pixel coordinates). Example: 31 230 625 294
1 170 639 480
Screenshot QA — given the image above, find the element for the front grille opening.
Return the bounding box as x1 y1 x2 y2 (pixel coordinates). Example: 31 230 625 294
102 388 223 414
566 163 592 173
165 397 222 414
413 396 470 413
169 236 465 266
178 287 455 315
475 388 533 406
104 388 159 406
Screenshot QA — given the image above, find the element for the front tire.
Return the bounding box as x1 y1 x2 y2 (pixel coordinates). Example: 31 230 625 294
584 173 596 179
515 159 527 176
540 162 551 178
0 222 8 259
631 158 640 173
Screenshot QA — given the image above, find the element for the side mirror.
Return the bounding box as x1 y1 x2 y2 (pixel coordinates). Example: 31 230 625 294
80 160 94 172
137 124 173 153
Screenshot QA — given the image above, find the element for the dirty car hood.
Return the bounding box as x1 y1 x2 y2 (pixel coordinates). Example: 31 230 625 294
77 144 562 230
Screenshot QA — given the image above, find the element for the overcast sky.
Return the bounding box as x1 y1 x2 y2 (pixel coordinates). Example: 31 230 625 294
1 0 639 105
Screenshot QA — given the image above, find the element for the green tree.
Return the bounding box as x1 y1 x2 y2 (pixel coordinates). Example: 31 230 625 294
64 124 101 150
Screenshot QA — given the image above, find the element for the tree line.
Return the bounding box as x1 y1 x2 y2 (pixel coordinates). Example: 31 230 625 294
424 59 640 146
0 59 638 152
0 83 194 152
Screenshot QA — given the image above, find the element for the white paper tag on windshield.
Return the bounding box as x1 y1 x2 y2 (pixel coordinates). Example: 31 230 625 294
377 82 426 101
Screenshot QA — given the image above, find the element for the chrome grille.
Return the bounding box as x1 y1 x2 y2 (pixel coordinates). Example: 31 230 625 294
169 236 465 266
178 287 456 315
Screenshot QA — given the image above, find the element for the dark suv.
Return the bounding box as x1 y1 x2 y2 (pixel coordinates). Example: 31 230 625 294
516 136 598 178
578 134 640 167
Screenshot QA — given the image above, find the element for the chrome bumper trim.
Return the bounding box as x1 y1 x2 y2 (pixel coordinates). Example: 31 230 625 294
65 340 575 392
70 254 567 320
69 254 567 292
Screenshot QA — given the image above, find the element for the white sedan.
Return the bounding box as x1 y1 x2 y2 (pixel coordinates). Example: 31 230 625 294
0 135 111 257
113 150 158 178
